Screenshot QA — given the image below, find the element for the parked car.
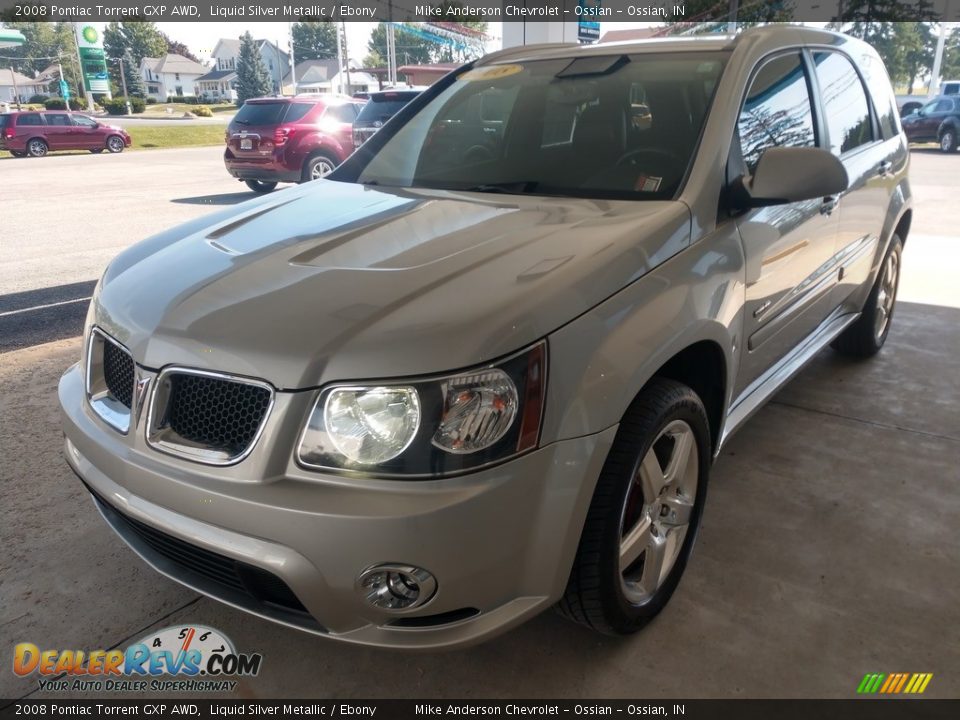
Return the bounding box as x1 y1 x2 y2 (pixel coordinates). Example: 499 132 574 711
352 89 421 150
61 26 910 648
901 95 960 152
898 79 959 116
224 96 365 193
0 111 130 157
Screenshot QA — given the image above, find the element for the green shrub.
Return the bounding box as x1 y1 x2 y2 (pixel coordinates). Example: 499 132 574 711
129 96 146 114
28 94 48 104
102 97 128 115
43 97 86 110
166 95 200 105
146 97 158 105
193 105 213 117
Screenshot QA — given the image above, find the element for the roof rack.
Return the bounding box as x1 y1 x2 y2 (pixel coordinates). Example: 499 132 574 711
475 43 577 66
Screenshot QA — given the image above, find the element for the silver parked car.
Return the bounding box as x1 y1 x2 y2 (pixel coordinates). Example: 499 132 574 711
61 27 910 648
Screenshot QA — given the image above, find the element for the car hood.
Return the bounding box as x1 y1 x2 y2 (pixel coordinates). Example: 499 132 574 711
96 180 690 389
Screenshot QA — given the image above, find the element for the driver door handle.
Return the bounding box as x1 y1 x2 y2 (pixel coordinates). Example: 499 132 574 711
877 161 893 177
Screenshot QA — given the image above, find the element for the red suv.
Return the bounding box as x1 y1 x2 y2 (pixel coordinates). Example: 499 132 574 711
224 96 365 193
0 111 131 157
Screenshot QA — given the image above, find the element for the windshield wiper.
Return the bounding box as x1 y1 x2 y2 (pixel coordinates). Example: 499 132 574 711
462 181 540 194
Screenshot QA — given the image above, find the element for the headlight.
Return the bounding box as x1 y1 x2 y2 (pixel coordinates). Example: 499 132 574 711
297 342 546 478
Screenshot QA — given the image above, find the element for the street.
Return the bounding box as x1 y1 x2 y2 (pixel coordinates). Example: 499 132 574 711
0 147 958 700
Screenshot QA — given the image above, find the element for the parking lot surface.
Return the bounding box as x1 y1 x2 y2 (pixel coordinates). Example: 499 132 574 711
0 148 957 700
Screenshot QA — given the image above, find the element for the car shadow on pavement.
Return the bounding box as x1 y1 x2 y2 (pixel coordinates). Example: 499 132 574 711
171 192 258 206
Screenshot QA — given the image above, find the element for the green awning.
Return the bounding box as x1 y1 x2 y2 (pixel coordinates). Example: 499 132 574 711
0 28 26 48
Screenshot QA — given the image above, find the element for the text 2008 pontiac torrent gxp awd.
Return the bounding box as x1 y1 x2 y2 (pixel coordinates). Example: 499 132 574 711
61 27 911 648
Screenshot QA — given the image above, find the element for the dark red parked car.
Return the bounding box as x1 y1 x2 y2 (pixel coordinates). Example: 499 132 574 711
0 111 131 157
224 96 365 193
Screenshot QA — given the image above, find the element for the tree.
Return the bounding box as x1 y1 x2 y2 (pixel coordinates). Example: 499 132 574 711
161 33 201 63
236 31 272 103
941 29 960 82
368 23 433 67
292 20 337 61
3 21 82 99
102 20 166 67
119 48 146 98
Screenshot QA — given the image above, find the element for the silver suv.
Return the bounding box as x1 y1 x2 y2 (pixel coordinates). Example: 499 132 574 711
60 27 910 648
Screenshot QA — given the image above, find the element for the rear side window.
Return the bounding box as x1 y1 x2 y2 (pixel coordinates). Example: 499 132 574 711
233 102 288 126
738 52 816 173
45 113 71 126
356 95 414 123
943 82 958 96
0 114 8 129
813 51 874 155
325 104 358 123
856 50 900 140
283 103 313 123
17 113 42 126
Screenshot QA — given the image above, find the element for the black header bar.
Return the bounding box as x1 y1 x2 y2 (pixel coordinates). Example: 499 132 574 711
1 1 958 23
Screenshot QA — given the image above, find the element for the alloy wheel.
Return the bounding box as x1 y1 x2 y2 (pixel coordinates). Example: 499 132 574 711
941 131 956 153
618 419 699 605
874 249 899 341
28 140 47 157
107 137 124 153
310 158 334 180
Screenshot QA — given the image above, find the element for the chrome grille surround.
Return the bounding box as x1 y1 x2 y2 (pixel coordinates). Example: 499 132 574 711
85 328 135 434
146 367 275 466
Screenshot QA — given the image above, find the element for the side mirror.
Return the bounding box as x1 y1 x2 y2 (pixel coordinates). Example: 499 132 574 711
734 146 848 209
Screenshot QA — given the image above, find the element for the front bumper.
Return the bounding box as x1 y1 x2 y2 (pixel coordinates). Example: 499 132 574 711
60 363 616 649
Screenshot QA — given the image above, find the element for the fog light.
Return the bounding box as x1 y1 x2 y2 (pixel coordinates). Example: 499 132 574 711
357 564 437 611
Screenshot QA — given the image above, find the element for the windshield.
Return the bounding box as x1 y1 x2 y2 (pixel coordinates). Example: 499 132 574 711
346 52 726 200
233 101 288 126
356 95 417 124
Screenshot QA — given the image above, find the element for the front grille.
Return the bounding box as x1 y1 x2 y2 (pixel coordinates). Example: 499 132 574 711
103 341 134 409
92 490 311 618
164 372 271 458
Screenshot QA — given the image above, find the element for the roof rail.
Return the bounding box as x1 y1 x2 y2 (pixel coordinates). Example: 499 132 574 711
475 43 578 66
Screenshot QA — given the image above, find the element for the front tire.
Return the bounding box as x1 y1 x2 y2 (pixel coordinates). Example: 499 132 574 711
106 136 125 153
27 139 47 157
832 235 903 358
940 128 958 153
244 179 278 193
90 148 103 154
558 378 711 635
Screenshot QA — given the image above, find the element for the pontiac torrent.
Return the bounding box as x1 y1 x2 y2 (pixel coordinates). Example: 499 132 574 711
61 27 911 648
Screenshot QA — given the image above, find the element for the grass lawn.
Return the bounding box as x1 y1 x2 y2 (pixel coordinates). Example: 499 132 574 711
127 125 225 150
142 102 235 116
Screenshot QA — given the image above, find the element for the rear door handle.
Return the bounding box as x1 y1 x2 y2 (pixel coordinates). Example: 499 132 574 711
820 195 840 216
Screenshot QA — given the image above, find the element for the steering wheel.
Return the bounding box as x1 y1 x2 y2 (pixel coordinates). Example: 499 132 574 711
616 147 684 169
463 144 494 164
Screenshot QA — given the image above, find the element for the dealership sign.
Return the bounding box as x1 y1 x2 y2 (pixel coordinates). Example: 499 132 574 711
578 0 601 43
74 23 110 93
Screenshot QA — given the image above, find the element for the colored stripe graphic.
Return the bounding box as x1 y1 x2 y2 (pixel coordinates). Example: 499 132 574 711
857 673 932 694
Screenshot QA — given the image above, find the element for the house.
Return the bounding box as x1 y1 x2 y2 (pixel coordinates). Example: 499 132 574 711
196 38 290 101
396 63 459 87
0 68 48 103
281 59 378 96
140 54 210 100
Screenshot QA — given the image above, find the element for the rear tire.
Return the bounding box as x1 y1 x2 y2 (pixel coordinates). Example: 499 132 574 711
832 234 903 358
558 378 711 635
106 136 125 153
90 148 103 154
245 179 277 193
302 153 336 182
10 150 26 158
939 128 958 153
27 139 47 157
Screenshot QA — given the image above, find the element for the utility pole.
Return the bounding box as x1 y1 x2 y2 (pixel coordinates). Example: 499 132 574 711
118 56 130 114
274 40 283 94
727 0 739 34
929 20 950 97
288 22 297 95
341 22 351 95
335 21 343 94
10 67 21 110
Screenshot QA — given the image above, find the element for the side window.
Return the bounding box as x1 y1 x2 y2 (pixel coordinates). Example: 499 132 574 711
738 52 816 173
73 115 97 128
857 50 899 140
933 99 953 113
46 113 71 126
283 103 312 123
17 113 42 126
325 104 356 123
813 51 874 155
